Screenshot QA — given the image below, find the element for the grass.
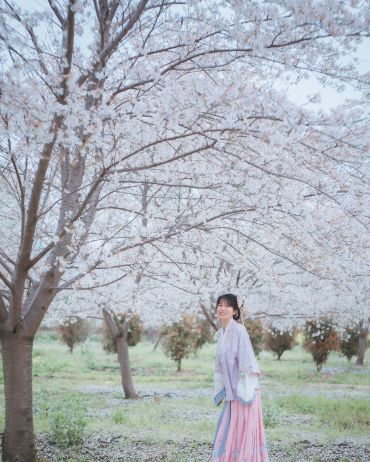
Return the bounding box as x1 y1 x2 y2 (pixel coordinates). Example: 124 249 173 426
0 331 369 459
275 394 370 431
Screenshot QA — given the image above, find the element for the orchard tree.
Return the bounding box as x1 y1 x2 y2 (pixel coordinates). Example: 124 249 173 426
0 1 369 462
303 318 340 372
340 326 359 362
58 315 88 353
161 314 208 371
264 325 297 360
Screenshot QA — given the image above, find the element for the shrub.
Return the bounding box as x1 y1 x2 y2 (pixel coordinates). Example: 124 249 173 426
58 316 88 353
161 314 211 371
303 318 340 371
340 326 359 362
48 393 87 447
264 326 297 360
102 312 143 353
243 318 264 357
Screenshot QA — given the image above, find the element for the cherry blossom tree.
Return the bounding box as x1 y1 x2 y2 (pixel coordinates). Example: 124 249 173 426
0 1 369 461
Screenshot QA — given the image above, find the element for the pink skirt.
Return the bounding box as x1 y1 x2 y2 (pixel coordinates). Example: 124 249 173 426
211 389 268 462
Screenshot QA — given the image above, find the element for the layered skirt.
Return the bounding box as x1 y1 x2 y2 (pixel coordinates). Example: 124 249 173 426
211 389 268 462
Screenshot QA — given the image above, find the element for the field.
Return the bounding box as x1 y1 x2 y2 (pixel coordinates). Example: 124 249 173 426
0 332 369 462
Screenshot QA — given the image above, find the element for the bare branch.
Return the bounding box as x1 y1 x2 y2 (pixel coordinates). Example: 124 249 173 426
78 0 150 87
26 242 55 271
47 0 65 26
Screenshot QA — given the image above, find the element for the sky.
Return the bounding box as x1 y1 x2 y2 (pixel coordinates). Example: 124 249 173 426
285 39 369 111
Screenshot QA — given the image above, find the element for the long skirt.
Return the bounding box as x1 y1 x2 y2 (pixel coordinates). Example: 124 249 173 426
211 389 268 462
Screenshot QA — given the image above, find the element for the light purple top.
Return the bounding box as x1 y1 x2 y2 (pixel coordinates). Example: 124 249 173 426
215 318 261 402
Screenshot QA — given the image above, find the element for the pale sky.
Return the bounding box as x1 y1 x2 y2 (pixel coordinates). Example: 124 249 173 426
285 39 369 111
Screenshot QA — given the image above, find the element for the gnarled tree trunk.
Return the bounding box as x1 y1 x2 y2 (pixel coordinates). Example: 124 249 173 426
1 333 35 462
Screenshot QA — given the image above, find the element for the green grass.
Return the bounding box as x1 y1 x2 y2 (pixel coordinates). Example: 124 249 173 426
275 394 370 431
0 331 369 454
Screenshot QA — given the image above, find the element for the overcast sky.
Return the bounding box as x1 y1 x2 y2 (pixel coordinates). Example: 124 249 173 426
284 39 369 111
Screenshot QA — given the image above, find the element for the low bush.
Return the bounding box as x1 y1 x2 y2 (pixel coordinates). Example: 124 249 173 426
264 326 297 360
58 316 89 353
340 326 359 362
303 318 340 371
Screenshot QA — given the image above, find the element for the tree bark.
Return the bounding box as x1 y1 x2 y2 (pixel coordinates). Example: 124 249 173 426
116 335 138 399
356 323 369 365
1 333 36 462
152 333 163 351
102 308 138 399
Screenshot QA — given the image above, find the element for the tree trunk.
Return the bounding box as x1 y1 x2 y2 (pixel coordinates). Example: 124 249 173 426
356 324 368 365
152 333 163 351
1 333 36 462
116 335 138 399
177 358 181 372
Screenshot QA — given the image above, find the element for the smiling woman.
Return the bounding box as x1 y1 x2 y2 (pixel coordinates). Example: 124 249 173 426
211 294 268 462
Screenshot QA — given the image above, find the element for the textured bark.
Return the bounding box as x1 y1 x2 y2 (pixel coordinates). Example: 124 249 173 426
356 324 368 365
116 334 138 399
1 333 35 462
102 308 138 399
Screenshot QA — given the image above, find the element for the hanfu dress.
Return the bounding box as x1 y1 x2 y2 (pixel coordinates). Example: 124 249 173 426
211 318 268 462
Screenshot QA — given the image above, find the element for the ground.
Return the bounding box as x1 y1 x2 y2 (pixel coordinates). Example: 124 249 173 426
0 331 369 461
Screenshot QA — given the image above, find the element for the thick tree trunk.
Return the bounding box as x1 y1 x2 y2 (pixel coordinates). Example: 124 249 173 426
116 335 138 399
356 324 368 365
1 333 36 462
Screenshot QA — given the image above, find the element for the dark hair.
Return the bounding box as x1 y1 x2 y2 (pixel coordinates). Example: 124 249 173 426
215 293 241 321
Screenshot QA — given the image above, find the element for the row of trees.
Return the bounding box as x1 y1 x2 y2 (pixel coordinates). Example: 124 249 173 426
236 318 365 370
57 313 367 374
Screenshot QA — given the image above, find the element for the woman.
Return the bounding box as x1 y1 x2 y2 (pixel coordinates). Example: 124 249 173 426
211 294 268 462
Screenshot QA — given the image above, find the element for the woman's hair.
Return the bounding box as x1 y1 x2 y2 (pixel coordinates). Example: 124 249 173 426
216 293 241 321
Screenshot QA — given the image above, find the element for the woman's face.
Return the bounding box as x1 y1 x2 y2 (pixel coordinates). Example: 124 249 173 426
216 298 237 323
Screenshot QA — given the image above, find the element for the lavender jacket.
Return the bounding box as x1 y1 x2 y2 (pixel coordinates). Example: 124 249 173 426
213 319 261 406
